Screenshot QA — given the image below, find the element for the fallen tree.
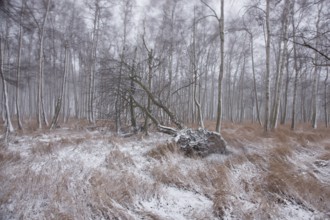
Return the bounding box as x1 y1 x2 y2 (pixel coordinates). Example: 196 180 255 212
130 76 227 156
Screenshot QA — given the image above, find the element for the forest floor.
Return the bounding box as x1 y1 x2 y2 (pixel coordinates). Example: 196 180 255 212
0 122 330 219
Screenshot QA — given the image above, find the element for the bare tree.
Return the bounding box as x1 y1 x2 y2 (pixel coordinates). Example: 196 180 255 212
192 6 204 129
15 0 24 130
264 0 270 132
32 0 51 129
201 0 224 132
270 0 290 129
311 2 323 129
0 37 14 133
50 43 68 129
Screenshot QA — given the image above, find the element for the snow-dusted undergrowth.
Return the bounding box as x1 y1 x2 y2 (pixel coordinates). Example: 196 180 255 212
0 125 329 219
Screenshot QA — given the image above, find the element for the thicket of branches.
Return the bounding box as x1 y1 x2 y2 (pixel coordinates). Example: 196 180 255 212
0 0 329 134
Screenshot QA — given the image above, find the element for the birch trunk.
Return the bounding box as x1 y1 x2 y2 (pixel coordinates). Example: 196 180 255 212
16 2 24 130
311 3 323 129
37 0 50 129
50 45 68 129
271 0 290 129
193 6 204 129
264 0 271 132
291 0 299 130
215 0 224 132
250 34 262 125
0 38 14 133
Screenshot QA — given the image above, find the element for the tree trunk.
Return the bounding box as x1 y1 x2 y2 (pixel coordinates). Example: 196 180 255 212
193 6 204 129
144 49 153 135
16 2 24 130
271 0 289 129
264 0 270 132
311 3 323 129
129 48 137 132
215 0 224 132
250 34 262 125
50 44 68 129
37 0 50 129
88 4 100 124
0 38 14 133
281 48 290 125
131 76 184 129
324 67 328 128
291 0 299 130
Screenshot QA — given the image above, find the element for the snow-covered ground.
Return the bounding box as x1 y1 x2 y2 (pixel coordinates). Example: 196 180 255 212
0 125 329 219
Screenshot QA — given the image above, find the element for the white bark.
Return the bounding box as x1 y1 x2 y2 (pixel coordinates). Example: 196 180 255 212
0 38 14 133
264 0 270 132
37 0 51 129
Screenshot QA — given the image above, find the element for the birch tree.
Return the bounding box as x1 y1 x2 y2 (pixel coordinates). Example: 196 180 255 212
16 0 24 130
264 0 270 132
0 37 14 133
201 0 224 132
34 0 51 129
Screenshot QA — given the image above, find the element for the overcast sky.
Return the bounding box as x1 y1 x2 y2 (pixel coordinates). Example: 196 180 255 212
135 0 246 21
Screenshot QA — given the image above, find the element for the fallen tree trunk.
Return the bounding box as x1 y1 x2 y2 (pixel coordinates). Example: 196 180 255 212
129 76 226 156
130 75 184 129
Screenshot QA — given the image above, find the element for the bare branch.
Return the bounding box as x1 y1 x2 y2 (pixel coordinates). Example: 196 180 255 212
200 0 219 21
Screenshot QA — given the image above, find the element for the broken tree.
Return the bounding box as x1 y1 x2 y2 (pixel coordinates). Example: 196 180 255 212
130 74 227 156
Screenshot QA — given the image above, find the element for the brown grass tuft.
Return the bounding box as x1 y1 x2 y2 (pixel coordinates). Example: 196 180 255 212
146 142 179 160
317 152 330 161
31 141 56 155
210 164 230 218
0 151 21 166
264 156 330 212
271 145 293 159
105 148 135 170
89 170 157 210
151 163 188 189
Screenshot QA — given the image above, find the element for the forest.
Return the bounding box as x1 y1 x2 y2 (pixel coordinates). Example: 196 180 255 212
0 0 330 219
0 0 328 133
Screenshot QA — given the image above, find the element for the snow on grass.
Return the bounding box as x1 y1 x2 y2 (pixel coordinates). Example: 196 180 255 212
138 185 213 219
1 125 330 219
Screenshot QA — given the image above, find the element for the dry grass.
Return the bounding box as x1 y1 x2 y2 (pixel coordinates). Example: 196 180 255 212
31 141 56 155
262 155 330 213
88 170 157 210
270 144 294 159
209 164 231 218
0 150 21 166
151 163 188 189
317 152 330 161
1 121 330 219
146 142 179 160
105 148 135 170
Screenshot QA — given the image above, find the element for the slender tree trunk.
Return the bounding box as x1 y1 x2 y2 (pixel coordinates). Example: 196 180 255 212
324 67 328 128
0 38 14 133
50 44 68 129
129 48 137 132
88 3 100 124
215 0 224 132
41 58 49 127
16 3 24 130
281 49 290 124
311 3 322 129
291 0 299 130
37 0 50 129
193 6 204 129
271 0 290 129
250 34 262 125
144 49 153 135
264 0 271 132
